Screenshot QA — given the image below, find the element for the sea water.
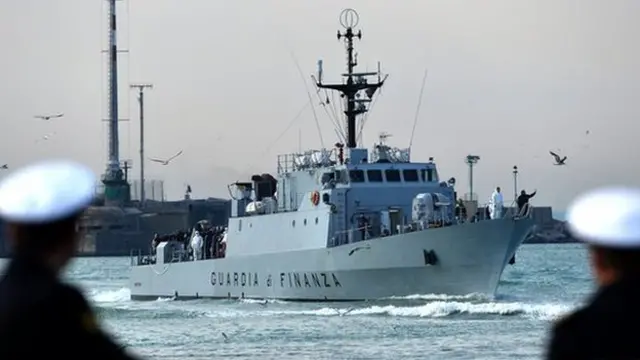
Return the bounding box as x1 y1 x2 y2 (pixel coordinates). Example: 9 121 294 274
1 244 592 359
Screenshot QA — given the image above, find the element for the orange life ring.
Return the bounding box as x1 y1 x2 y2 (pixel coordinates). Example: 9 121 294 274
310 191 320 206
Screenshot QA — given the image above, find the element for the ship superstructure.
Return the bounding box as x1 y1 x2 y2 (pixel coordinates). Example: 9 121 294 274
129 9 534 301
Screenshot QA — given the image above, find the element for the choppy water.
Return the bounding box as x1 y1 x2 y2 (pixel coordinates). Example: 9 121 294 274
1 244 593 359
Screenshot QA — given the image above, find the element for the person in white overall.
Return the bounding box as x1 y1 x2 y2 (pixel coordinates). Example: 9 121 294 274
489 186 504 219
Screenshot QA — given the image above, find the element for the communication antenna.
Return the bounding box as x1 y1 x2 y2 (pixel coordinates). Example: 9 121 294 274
130 83 153 206
465 155 480 201
315 9 388 149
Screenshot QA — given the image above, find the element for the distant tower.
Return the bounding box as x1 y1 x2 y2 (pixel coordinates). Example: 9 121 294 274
465 155 480 201
315 9 387 149
130 83 153 206
101 0 130 206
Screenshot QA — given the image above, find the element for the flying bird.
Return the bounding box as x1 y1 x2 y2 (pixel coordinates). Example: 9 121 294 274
0 164 7 170
149 150 183 165
221 332 229 342
35 132 56 143
549 151 567 165
34 113 64 121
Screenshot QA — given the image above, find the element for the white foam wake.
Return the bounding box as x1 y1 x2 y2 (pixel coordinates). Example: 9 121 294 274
90 287 174 303
91 287 131 303
295 301 572 321
204 299 575 321
385 293 491 301
87 288 576 321
239 298 287 305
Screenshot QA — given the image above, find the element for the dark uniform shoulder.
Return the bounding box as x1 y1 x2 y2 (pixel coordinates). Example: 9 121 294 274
54 284 141 359
55 283 100 331
553 306 586 332
546 307 590 360
0 280 140 359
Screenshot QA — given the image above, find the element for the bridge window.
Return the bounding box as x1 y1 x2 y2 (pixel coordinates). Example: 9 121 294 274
367 170 383 182
403 169 419 182
320 172 335 185
335 170 348 184
420 168 435 182
349 170 365 183
385 169 401 182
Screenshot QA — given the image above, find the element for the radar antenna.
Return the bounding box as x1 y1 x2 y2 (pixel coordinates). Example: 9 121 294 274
378 131 392 144
315 9 388 149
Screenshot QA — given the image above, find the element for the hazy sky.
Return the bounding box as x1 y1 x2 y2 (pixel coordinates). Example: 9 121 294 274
1 0 638 210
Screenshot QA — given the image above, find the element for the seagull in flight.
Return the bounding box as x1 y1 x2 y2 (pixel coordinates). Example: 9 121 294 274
42 132 56 140
0 164 7 170
34 113 64 121
221 332 229 342
549 151 567 165
34 132 56 143
149 150 183 165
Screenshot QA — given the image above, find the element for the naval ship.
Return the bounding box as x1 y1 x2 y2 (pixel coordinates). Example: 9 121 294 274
129 9 535 301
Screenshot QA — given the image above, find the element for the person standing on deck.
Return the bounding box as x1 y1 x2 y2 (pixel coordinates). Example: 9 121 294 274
517 189 537 215
489 187 504 219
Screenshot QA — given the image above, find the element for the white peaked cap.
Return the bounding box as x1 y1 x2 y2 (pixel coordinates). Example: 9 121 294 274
0 160 96 224
567 187 640 249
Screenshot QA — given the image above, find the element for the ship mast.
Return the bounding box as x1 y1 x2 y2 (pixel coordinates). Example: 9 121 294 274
316 9 387 149
101 0 130 205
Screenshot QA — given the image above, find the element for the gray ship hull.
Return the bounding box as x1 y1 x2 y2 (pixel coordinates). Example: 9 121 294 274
129 217 533 301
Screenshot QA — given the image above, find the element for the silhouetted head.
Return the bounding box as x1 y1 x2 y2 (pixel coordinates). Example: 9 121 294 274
0 160 96 274
496 187 501 192
521 190 526 195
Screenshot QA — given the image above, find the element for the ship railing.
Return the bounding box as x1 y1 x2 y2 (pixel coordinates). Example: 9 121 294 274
129 242 227 266
277 149 336 174
130 248 144 266
330 212 453 247
329 202 534 247
458 200 533 223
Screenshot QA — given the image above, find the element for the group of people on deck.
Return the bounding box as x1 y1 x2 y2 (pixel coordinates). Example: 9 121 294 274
486 186 536 219
151 225 228 260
